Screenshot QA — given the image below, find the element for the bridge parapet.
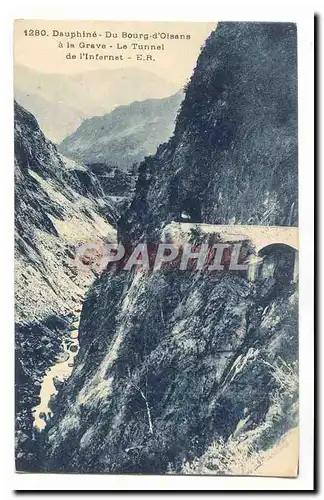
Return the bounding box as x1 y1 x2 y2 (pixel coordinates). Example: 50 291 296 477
162 222 299 282
162 222 298 252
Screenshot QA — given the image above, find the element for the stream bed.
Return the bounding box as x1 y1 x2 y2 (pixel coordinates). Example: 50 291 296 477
32 315 80 431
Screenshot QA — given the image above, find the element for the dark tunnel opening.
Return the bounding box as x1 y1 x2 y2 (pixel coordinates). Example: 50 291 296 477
258 243 297 284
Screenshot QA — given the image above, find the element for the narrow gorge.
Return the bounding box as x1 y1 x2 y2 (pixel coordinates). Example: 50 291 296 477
15 22 298 475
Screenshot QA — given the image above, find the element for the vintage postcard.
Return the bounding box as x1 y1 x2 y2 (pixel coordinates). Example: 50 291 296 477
14 19 299 476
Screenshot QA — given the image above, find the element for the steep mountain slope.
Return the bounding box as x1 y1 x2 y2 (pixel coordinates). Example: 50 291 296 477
59 92 183 167
43 23 298 475
14 101 117 470
119 22 298 243
14 66 179 142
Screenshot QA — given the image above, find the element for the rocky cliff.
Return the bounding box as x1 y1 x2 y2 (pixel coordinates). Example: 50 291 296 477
119 22 297 243
43 23 298 475
14 101 117 470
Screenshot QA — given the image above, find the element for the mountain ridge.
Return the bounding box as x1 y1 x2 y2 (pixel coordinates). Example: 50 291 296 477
14 65 179 142
59 91 184 168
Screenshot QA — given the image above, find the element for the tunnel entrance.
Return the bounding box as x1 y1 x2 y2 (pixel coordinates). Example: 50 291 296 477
257 243 297 284
179 197 201 223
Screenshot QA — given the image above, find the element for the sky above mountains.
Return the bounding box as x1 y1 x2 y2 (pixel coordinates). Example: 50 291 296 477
14 20 215 88
14 65 181 142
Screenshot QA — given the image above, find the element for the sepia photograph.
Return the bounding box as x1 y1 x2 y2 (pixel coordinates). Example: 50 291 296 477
5 2 315 493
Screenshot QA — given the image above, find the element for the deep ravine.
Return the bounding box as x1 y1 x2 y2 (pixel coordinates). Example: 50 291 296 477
41 22 298 475
14 100 118 470
31 302 82 432
15 21 298 475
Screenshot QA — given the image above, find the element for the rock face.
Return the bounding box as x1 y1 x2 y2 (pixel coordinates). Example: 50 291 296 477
119 22 298 243
14 101 117 470
15 101 117 323
14 66 179 142
59 92 183 168
43 23 298 475
47 270 298 474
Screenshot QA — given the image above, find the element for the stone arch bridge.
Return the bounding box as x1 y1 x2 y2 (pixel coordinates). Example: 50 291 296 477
162 222 299 282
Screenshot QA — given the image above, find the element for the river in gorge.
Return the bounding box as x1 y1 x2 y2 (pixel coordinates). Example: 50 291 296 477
30 233 118 433
31 313 81 432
